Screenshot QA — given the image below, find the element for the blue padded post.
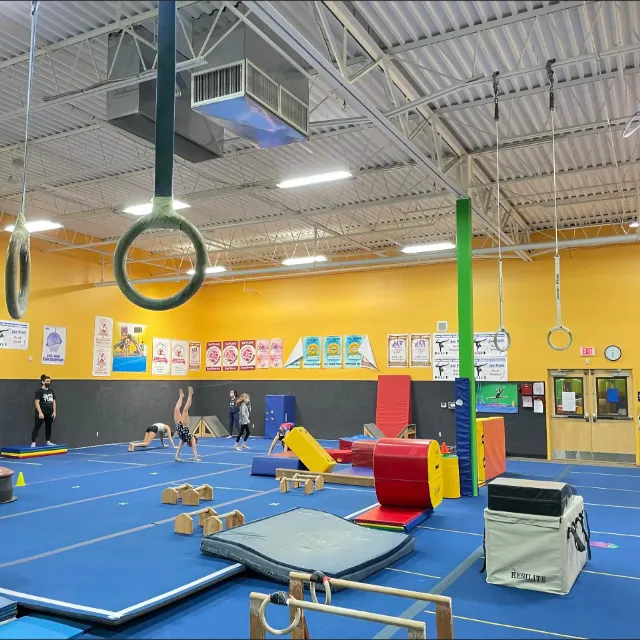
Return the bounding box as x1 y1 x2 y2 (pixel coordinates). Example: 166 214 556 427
455 377 477 496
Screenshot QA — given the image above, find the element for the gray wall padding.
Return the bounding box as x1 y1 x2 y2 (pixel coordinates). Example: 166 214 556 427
0 378 547 457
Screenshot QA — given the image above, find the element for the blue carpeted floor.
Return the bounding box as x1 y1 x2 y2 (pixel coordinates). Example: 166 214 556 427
1 439 638 638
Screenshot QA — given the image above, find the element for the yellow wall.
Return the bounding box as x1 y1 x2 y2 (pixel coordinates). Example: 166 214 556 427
1 233 639 383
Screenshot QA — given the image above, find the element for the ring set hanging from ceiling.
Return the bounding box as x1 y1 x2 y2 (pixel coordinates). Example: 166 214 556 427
491 71 511 353
113 0 210 311
545 59 573 351
4 0 38 320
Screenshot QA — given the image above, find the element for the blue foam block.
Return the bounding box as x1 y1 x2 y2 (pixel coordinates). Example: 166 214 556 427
251 454 306 476
0 615 88 639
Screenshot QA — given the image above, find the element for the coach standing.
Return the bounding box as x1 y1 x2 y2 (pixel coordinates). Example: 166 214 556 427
32 374 56 447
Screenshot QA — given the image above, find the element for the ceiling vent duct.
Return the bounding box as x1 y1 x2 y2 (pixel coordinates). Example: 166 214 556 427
191 16 309 149
106 27 224 163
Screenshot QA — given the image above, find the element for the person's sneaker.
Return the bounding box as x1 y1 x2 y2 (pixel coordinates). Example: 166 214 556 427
233 444 240 450
30 442 36 448
241 444 249 450
46 441 56 446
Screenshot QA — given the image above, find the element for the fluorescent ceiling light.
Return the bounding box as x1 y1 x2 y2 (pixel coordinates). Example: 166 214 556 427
282 255 328 266
186 266 227 275
401 242 456 254
124 200 190 216
4 220 62 233
629 221 639 228
277 171 352 189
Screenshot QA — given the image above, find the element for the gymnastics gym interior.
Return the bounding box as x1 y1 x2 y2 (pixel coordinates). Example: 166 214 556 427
0 0 639 638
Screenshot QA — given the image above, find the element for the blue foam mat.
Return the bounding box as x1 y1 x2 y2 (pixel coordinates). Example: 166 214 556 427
0 615 88 639
2 445 68 454
251 454 305 476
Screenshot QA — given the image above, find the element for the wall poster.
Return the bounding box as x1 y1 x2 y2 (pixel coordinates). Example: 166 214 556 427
151 337 171 375
476 382 519 414
302 336 321 369
410 333 431 367
269 338 283 368
206 341 222 372
257 339 270 369
0 320 29 350
113 322 148 373
323 335 343 368
189 341 201 371
387 333 409 367
344 334 363 368
42 326 66 365
239 340 257 371
223 340 239 371
92 316 112 377
171 340 189 376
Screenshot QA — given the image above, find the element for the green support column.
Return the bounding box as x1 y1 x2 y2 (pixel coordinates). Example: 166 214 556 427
456 197 478 496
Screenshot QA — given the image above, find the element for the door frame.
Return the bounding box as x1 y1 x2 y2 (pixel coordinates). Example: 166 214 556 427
546 368 639 465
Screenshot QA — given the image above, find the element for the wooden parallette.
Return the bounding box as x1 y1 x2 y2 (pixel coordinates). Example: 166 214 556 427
279 473 325 495
276 468 374 488
161 483 214 506
174 507 245 535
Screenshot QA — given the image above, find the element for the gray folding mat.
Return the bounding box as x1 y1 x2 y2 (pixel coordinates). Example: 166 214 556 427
200 508 415 586
203 415 229 437
364 422 384 439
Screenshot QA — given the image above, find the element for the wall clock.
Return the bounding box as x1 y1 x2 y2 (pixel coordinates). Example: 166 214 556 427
604 345 622 362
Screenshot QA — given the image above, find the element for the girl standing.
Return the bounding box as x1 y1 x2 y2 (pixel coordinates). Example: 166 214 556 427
227 389 239 438
233 393 251 450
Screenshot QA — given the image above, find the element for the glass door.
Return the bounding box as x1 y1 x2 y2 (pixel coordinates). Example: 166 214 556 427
549 369 637 463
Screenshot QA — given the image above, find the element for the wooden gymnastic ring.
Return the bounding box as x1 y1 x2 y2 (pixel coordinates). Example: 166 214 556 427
113 195 210 311
309 571 332 605
547 325 573 351
492 328 511 353
258 593 302 636
5 223 30 320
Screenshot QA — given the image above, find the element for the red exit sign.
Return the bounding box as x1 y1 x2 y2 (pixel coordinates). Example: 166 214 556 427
579 347 596 357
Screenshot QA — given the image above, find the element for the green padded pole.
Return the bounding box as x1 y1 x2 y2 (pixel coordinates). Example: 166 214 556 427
456 197 478 497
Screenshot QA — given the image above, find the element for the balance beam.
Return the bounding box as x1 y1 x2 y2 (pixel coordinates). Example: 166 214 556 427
276 468 374 488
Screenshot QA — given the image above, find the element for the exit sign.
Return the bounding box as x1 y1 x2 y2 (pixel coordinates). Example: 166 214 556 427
580 347 596 357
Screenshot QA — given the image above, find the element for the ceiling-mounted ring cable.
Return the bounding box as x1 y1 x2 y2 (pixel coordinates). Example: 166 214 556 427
113 0 210 311
5 0 39 320
545 59 573 352
491 71 511 353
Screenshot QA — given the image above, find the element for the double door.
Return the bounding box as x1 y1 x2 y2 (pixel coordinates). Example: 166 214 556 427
548 369 637 463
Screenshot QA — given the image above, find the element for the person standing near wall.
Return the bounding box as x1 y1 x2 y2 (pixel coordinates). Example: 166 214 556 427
233 393 251 450
32 374 56 447
227 389 240 438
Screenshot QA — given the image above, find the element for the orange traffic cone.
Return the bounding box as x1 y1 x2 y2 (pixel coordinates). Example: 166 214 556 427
440 442 448 454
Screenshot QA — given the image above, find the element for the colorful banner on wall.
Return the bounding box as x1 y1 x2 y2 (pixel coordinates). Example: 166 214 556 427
93 316 113 348
0 320 29 350
171 340 189 376
189 342 201 370
223 340 239 371
92 346 111 377
476 382 519 414
433 333 459 359
323 335 343 368
433 356 508 381
358 335 377 370
151 338 171 375
387 334 408 367
257 339 270 369
239 340 257 370
302 336 321 369
473 332 510 357
112 322 148 373
285 338 302 368
42 326 66 366
433 358 460 381
270 338 283 368
206 341 222 372
344 334 363 368
410 333 432 367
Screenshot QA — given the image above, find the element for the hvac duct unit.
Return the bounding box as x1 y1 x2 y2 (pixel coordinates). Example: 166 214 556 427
191 20 309 149
106 27 224 163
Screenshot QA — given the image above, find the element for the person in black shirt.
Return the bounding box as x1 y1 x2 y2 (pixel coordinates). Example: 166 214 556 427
32 374 56 447
226 389 239 438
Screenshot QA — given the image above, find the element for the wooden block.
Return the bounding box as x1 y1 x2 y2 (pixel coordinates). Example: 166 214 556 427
197 484 214 501
279 477 288 493
202 509 245 535
275 468 375 488
303 478 313 495
315 475 324 491
174 512 196 535
181 488 201 506
161 483 194 505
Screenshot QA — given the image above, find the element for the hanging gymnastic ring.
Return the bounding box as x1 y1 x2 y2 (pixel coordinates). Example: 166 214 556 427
5 223 31 320
547 326 573 351
309 571 332 605
492 328 511 353
113 196 210 311
258 593 302 636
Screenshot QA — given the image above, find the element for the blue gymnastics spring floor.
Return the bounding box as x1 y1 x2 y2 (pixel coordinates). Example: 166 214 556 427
1 438 639 639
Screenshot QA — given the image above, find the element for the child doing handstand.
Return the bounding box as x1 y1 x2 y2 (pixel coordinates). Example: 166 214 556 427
174 387 200 462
